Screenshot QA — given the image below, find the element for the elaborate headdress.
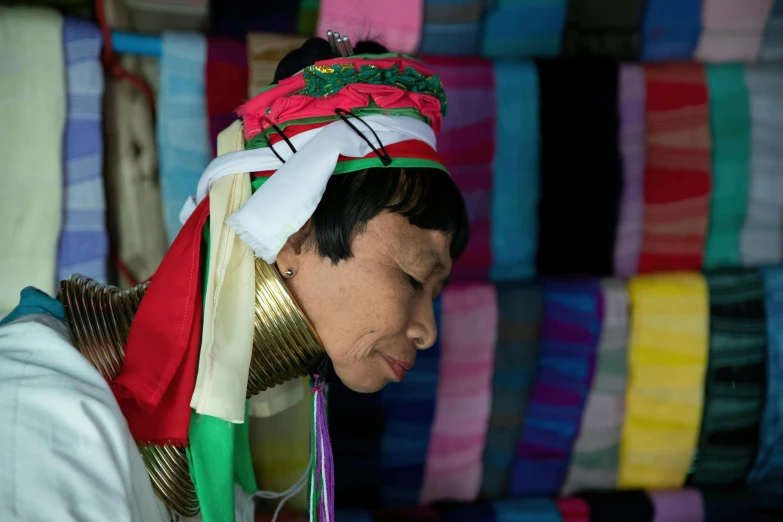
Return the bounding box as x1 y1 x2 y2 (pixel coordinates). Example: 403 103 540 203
85 33 449 521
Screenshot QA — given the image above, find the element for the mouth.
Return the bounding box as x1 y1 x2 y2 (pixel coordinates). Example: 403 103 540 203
379 353 414 381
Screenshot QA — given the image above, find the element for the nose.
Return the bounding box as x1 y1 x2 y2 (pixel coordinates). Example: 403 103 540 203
407 299 438 350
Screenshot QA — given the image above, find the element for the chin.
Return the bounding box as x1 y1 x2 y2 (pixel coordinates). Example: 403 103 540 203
332 367 389 394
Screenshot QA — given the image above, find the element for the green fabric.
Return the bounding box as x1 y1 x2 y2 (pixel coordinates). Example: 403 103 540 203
187 403 257 522
690 270 767 487
332 157 448 175
704 64 751 269
297 0 319 36
245 106 430 150
299 62 447 116
187 179 269 522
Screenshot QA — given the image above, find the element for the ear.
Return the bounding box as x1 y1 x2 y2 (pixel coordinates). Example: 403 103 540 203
275 218 313 271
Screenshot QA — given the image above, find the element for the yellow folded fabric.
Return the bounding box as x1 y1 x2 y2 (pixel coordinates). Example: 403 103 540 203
249 377 311 512
619 273 709 489
190 120 256 422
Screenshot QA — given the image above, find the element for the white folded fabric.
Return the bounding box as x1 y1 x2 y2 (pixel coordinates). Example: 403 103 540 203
185 115 437 263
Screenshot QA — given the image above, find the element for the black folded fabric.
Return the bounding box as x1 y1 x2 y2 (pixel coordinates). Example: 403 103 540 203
689 270 767 488
563 0 649 60
703 491 761 522
535 58 622 277
580 491 654 522
329 378 384 508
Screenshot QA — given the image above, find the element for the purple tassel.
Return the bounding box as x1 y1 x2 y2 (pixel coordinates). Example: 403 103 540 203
310 376 335 522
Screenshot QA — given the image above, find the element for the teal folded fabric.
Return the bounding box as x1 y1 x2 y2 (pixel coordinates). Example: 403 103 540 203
0 287 65 327
491 62 539 281
481 0 568 58
704 64 751 270
480 284 541 498
494 498 560 522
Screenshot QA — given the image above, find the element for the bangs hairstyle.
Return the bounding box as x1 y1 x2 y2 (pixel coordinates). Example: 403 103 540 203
273 38 469 264
312 167 469 263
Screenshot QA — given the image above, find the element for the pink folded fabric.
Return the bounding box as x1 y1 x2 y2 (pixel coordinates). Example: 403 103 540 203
695 0 776 62
316 0 424 53
422 56 496 281
420 284 498 504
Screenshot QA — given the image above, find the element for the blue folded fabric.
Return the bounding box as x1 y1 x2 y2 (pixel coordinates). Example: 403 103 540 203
640 0 702 61
748 266 783 510
379 297 442 507
420 23 482 55
491 61 539 281
481 0 568 58
58 19 108 283
158 32 210 244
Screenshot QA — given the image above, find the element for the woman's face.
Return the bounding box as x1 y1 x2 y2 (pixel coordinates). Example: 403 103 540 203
276 211 452 393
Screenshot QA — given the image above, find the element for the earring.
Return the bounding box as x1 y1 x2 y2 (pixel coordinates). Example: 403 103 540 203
283 268 294 278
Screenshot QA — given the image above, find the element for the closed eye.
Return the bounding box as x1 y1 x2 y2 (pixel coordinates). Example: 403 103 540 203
407 274 424 291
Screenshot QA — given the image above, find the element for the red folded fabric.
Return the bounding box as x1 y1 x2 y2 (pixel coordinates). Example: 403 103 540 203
557 497 590 522
638 63 712 273
113 197 210 445
207 36 249 156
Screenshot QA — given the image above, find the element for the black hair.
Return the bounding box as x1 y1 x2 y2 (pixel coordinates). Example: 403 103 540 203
273 38 469 264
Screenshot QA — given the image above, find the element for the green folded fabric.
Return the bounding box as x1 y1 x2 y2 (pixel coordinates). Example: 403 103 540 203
704 64 751 269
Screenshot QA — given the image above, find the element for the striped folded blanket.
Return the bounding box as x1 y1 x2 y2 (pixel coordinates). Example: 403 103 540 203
695 0 776 62
748 267 783 510
158 32 210 244
58 18 107 283
619 273 709 489
423 56 495 281
637 64 711 273
420 284 497 504
562 279 629 495
379 298 442 507
740 66 783 267
512 279 603 495
690 270 767 488
480 284 542 498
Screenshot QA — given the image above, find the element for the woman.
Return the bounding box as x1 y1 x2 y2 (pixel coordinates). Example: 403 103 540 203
0 36 467 522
